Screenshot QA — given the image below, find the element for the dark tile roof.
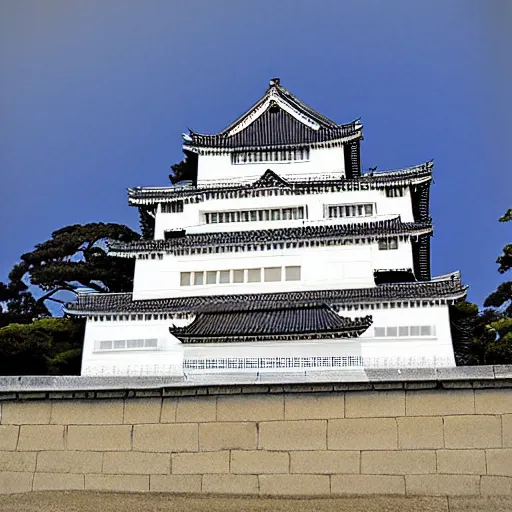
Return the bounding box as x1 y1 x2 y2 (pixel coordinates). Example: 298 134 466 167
127 162 433 204
185 79 359 150
109 218 432 256
64 273 466 316
169 305 372 343
188 109 359 149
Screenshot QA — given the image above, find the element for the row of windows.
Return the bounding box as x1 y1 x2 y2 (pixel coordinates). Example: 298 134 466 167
338 299 449 311
378 237 398 250
161 201 184 213
94 338 158 352
231 148 310 164
374 325 435 337
204 206 306 224
90 313 191 322
180 265 301 286
326 203 374 218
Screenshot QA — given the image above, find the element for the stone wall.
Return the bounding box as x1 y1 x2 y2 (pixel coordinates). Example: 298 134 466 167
1 382 512 496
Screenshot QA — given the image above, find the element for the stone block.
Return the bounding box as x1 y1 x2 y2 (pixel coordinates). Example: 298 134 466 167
258 474 330 495
230 450 289 474
290 450 359 474
345 391 405 418
67 425 132 451
124 398 162 424
398 417 444 449
487 449 512 476
258 420 326 450
217 395 284 422
1 402 51 424
199 422 257 451
405 474 480 496
0 425 18 450
176 396 217 423
33 472 84 491
328 418 397 450
481 476 512 496
0 451 36 472
150 474 201 493
0 472 33 494
160 398 177 423
444 416 501 449
172 451 229 474
51 400 124 424
17 424 64 451
406 390 474 416
361 450 436 474
202 474 258 494
331 475 405 495
37 450 102 473
133 423 198 452
85 474 149 492
103 452 170 474
475 389 512 414
436 450 486 475
502 415 512 447
284 392 344 420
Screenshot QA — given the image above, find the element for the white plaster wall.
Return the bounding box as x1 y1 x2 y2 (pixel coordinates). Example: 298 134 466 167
80 303 456 375
196 146 345 184
132 240 415 300
81 319 185 375
153 188 414 239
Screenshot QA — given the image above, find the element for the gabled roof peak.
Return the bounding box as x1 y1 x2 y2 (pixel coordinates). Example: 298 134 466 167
184 79 362 151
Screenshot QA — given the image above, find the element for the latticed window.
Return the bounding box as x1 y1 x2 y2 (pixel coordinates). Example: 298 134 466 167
326 203 374 219
204 206 306 224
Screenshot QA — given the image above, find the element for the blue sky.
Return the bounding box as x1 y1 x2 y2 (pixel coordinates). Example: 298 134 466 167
0 0 510 307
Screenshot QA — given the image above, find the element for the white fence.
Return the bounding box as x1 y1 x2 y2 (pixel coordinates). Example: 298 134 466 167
82 355 453 377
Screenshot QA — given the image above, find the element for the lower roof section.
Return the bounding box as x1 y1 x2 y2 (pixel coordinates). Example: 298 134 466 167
64 272 467 316
169 304 372 343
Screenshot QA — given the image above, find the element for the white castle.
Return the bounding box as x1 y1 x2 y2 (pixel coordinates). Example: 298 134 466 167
66 79 467 376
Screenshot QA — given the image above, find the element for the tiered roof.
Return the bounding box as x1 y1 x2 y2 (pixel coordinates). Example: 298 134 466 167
128 163 433 206
183 78 362 152
109 217 433 258
64 273 467 316
170 304 372 343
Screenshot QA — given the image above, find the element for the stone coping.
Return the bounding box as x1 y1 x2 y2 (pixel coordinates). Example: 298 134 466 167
0 366 511 401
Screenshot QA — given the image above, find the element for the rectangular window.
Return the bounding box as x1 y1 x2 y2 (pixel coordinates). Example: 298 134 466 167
420 325 433 336
180 272 191 286
364 204 373 216
99 340 112 350
127 339 144 349
219 270 230 284
271 209 281 221
194 272 204 286
145 338 158 348
247 268 261 282
114 340 125 350
233 269 244 283
410 326 420 336
211 213 218 224
374 327 386 337
378 238 398 250
206 271 217 285
264 267 282 282
386 326 398 337
399 326 409 337
285 266 301 281
250 210 257 222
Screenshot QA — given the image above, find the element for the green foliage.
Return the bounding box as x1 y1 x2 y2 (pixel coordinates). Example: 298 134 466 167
0 317 84 375
0 221 138 375
169 152 197 184
0 323 53 375
456 207 512 365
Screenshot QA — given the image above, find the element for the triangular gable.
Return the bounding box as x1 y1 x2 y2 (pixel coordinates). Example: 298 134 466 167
251 170 291 189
